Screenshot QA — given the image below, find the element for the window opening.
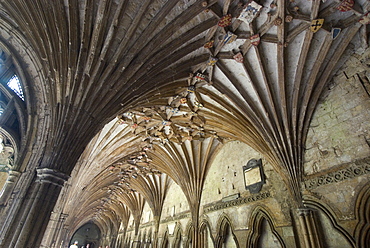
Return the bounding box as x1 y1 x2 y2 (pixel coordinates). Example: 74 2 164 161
7 75 24 101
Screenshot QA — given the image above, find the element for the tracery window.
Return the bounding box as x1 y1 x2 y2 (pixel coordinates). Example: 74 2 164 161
7 74 24 101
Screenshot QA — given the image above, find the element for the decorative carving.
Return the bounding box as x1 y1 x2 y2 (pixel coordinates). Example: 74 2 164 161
304 159 370 190
274 17 282 26
117 73 221 147
336 0 354 12
204 40 214 49
221 31 237 46
208 57 218 66
218 14 232 27
238 1 262 24
203 191 271 213
285 15 293 22
160 211 191 224
35 168 69 187
0 134 14 172
310 19 324 33
359 12 370 25
250 34 260 46
331 28 341 40
233 52 244 63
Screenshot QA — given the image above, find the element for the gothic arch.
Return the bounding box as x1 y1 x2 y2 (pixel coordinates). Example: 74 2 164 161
141 230 146 247
246 206 285 248
161 229 169 248
199 218 215 247
354 182 370 248
145 228 153 248
184 221 194 248
68 222 101 247
173 223 183 248
303 197 356 247
215 213 239 248
0 42 32 205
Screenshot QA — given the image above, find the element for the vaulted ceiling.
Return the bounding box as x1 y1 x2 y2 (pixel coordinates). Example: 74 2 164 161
0 0 368 236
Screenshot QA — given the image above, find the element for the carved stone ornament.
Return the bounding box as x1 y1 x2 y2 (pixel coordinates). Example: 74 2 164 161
207 56 218 66
250 34 260 46
304 160 370 190
204 40 214 49
233 52 244 63
359 12 370 25
274 17 283 26
222 31 237 45
203 191 271 213
218 14 232 27
117 73 220 146
336 0 354 12
285 15 293 22
238 1 262 24
331 28 341 40
310 19 324 33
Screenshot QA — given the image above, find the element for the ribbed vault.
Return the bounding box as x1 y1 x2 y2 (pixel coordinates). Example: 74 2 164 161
55 0 370 241
0 0 368 246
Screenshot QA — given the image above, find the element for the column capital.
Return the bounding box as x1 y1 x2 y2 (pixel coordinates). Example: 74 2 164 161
36 168 70 187
5 170 21 183
297 207 314 217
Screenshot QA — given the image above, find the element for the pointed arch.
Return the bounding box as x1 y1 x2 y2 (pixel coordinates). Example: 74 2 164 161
354 182 370 248
199 218 215 248
141 230 146 247
215 213 239 248
161 229 169 248
184 221 194 248
145 228 153 248
303 197 356 247
172 222 183 248
247 206 285 248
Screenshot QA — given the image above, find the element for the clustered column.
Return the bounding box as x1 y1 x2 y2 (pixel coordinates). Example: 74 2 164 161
297 208 322 248
4 168 69 248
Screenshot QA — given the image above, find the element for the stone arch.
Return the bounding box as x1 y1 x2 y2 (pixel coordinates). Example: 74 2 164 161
354 182 370 248
246 206 285 248
173 223 183 248
303 197 356 247
215 213 239 248
0 42 31 205
137 231 142 247
161 229 169 248
141 229 146 247
199 218 215 247
69 222 101 248
140 228 152 248
184 221 194 248
124 233 132 248
0 14 48 174
147 228 153 245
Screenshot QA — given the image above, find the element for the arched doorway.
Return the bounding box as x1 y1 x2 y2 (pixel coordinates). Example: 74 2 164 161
70 223 101 248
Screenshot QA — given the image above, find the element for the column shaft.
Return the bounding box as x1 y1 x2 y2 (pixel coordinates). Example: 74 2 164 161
2 168 69 248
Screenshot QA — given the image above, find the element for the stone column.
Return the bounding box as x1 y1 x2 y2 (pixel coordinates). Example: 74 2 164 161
132 234 141 248
41 212 68 248
297 208 322 248
0 170 21 206
3 168 69 248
